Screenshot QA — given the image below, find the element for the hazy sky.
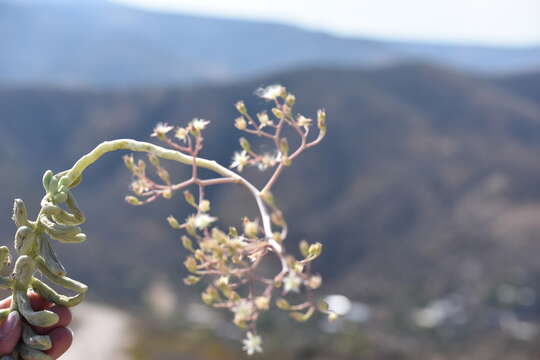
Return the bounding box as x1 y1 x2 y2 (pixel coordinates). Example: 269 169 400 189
113 0 540 46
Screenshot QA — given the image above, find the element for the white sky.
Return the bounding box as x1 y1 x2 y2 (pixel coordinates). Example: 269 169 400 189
112 0 540 46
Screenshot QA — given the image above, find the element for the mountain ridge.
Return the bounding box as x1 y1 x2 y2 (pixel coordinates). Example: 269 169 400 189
0 0 539 88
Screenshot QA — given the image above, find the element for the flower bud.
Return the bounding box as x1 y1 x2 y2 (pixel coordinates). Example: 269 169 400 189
328 312 339 322
235 117 247 130
167 215 181 229
308 242 322 258
234 318 247 329
183 190 196 207
271 211 286 227
299 240 309 257
307 275 322 289
184 256 198 273
223 287 240 301
282 105 292 117
243 218 258 238
276 298 290 310
184 276 200 285
317 109 327 135
158 168 171 185
239 137 251 153
123 155 135 171
290 308 314 322
162 188 172 199
194 249 205 261
272 108 284 119
211 228 228 244
261 191 275 206
236 101 247 115
285 94 296 106
228 227 238 238
199 199 210 213
185 216 197 236
279 138 289 156
125 196 143 206
181 236 194 251
255 296 270 310
216 276 229 288
201 292 212 305
318 300 329 312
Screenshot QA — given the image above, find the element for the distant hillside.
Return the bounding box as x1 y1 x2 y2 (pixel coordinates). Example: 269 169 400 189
0 0 539 87
492 71 540 104
1 64 540 357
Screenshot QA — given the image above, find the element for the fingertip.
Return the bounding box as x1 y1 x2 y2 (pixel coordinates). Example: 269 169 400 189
0 297 11 309
27 292 52 311
0 311 22 355
45 327 73 359
52 305 72 328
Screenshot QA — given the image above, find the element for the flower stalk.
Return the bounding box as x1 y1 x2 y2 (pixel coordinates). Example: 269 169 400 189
2 86 333 357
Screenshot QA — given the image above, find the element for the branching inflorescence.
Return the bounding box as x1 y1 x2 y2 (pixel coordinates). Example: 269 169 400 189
1 85 331 358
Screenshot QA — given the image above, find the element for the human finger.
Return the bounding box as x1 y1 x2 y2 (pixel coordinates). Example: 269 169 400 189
0 292 54 311
0 311 22 355
32 305 72 335
0 296 11 309
44 327 73 359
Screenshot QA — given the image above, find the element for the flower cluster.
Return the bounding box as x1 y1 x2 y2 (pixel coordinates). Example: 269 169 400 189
231 85 326 181
3 86 330 358
123 86 332 354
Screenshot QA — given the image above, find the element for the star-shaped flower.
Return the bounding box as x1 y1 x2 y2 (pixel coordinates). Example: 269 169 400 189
230 151 250 172
151 122 173 139
242 332 263 356
256 85 286 100
283 271 302 294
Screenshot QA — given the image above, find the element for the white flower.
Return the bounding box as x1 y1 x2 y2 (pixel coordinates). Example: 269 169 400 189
175 127 188 141
242 332 263 356
256 154 277 171
230 151 250 172
296 115 312 130
233 300 255 323
191 118 210 131
255 84 285 100
283 271 302 294
215 276 229 288
151 122 173 138
257 112 273 128
193 213 217 229
228 235 248 249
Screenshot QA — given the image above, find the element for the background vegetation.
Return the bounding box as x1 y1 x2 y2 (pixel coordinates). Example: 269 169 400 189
1 1 539 358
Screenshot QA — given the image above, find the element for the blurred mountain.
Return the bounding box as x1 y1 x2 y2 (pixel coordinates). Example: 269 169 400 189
1 63 540 357
0 0 539 87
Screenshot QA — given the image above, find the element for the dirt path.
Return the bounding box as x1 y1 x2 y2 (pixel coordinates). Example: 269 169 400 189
62 302 134 360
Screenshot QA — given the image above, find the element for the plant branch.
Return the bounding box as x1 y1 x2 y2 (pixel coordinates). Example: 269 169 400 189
62 139 283 255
